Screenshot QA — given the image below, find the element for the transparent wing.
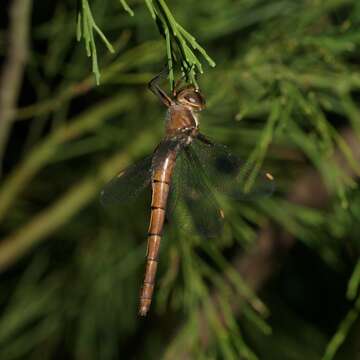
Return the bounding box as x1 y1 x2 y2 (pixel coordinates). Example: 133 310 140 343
168 146 224 238
100 138 181 207
167 134 274 237
191 133 275 199
100 156 152 207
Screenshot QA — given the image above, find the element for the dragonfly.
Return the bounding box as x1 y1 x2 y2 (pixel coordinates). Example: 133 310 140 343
100 72 274 316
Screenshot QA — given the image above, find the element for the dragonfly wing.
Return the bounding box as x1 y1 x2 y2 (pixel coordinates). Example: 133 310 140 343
100 138 182 207
168 146 224 238
100 156 152 206
190 133 275 199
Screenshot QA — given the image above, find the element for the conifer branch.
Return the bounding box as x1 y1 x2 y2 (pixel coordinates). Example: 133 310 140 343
76 0 115 85
145 0 215 88
0 129 155 272
0 0 32 177
77 0 215 87
0 94 135 223
164 129 360 359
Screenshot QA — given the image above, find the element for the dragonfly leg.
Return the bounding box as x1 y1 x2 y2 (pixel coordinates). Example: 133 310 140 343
148 69 173 108
197 132 215 146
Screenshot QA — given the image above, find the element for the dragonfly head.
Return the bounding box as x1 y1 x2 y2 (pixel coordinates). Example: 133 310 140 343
175 85 206 112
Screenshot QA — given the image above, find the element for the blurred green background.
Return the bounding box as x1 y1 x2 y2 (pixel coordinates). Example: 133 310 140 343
1 0 360 359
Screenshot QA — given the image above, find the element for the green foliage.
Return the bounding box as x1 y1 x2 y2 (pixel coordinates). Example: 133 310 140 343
77 0 115 84
143 0 216 87
77 0 215 87
1 0 360 359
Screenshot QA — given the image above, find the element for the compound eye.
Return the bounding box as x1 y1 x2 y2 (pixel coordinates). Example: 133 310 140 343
186 96 197 104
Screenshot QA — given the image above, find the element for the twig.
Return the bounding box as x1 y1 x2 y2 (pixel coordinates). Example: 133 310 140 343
0 130 156 272
163 128 360 359
0 93 135 223
0 0 32 177
145 0 215 89
15 41 163 120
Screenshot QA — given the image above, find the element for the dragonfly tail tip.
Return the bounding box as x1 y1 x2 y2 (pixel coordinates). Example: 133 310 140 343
138 304 149 317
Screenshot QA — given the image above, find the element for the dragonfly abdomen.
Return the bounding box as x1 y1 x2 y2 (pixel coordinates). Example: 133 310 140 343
139 152 176 316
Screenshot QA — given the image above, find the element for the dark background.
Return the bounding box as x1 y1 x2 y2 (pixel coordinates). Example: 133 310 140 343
0 0 360 359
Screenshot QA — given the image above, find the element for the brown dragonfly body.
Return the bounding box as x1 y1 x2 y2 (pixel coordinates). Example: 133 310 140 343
139 79 205 316
100 73 274 317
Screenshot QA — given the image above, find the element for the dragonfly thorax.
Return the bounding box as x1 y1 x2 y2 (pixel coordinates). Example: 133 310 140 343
165 103 200 138
164 85 205 137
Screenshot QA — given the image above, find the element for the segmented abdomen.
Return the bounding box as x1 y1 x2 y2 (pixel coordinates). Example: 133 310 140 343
138 151 177 316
